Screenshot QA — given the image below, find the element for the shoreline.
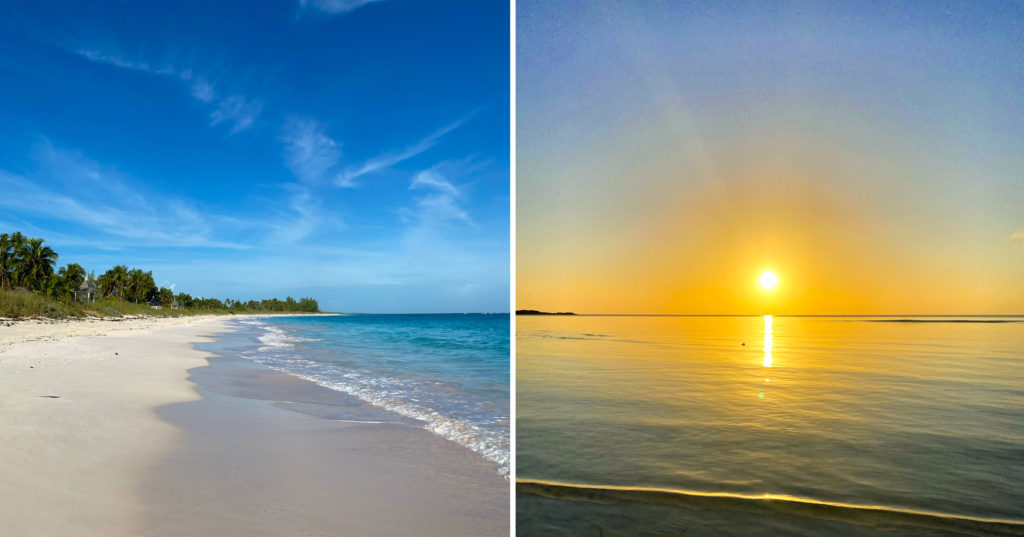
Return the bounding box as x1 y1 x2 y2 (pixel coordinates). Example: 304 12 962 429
0 313 340 347
235 316 511 477
517 479 1024 536
0 315 508 536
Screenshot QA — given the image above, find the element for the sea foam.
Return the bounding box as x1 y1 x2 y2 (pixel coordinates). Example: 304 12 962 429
235 317 509 477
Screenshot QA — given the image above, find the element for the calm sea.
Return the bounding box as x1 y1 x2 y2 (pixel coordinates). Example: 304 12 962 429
517 315 1024 536
234 314 510 476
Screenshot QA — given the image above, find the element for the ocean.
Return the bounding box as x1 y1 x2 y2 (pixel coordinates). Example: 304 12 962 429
231 313 510 476
516 315 1024 536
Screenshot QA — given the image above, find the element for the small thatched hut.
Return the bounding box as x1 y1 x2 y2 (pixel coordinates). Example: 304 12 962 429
73 280 98 303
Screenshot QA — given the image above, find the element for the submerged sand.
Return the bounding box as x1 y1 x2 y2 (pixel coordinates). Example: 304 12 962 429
0 316 508 536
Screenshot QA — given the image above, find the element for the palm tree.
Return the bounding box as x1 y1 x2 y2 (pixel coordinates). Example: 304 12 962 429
157 287 174 307
0 232 28 289
175 292 194 309
99 265 129 299
41 273 64 300
9 232 26 287
16 237 58 291
126 268 156 303
58 263 87 289
0 233 12 290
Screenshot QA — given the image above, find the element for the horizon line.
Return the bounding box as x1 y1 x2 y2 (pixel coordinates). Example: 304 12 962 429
517 313 1024 317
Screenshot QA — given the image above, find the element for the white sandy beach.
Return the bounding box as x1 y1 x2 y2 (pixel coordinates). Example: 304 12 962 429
0 315 508 536
0 316 225 536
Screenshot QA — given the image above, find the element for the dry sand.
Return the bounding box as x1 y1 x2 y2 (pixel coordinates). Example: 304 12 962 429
0 314 222 346
0 315 509 536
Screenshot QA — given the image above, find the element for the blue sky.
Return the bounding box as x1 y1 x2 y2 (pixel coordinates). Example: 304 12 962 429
0 0 509 313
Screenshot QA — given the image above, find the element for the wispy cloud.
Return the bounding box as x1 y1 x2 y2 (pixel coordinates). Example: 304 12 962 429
1012 228 1024 246
0 141 248 249
76 47 187 82
78 49 158 72
189 76 216 103
274 118 348 242
411 170 460 198
407 169 471 225
265 184 344 244
74 47 261 134
211 95 263 134
298 0 383 16
282 116 342 184
335 116 471 187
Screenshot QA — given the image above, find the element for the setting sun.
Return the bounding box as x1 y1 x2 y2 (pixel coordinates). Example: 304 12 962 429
759 271 778 290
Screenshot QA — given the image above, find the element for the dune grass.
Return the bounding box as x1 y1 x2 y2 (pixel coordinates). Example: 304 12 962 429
0 290 248 320
0 290 88 319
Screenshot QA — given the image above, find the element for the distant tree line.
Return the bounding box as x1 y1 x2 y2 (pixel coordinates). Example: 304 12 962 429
0 231 319 313
173 295 320 313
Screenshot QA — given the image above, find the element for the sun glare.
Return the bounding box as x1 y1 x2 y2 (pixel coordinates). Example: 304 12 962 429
759 270 778 290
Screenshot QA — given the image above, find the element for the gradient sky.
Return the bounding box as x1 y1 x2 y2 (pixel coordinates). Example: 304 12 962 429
0 0 509 313
518 0 1024 314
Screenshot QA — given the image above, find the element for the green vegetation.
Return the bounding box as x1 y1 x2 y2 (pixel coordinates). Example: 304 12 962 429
0 231 320 319
0 289 88 319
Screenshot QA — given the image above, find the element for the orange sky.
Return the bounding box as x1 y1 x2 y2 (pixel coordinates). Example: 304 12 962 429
517 111 1024 314
517 3 1024 315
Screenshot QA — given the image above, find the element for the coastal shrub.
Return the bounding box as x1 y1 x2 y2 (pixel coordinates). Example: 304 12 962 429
0 289 85 319
102 306 123 318
45 303 65 318
93 298 154 317
2 287 322 321
1 288 323 320
0 289 51 318
0 289 323 319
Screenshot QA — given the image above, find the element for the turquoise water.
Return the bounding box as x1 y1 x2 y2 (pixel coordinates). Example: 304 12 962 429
517 315 1024 536
235 314 510 475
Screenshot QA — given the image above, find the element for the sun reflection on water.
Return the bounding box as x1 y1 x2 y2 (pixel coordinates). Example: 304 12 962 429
763 315 773 368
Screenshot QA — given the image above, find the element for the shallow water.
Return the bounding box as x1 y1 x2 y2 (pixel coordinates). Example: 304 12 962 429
232 314 510 475
516 315 1024 535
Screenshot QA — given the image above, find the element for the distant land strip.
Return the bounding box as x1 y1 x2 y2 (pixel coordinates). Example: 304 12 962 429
516 310 576 316
517 479 1024 537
